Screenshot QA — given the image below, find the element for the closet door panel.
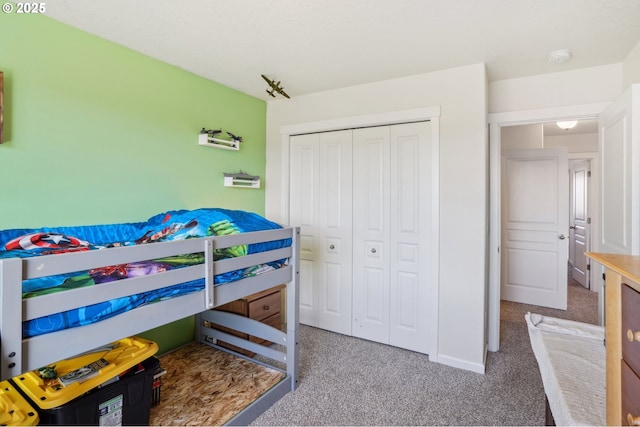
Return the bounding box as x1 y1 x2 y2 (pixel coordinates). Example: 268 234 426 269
389 122 431 354
290 134 320 327
355 265 388 343
397 137 419 233
323 142 347 229
317 131 353 335
396 271 419 327
363 140 386 231
353 127 391 344
298 259 316 321
324 262 342 313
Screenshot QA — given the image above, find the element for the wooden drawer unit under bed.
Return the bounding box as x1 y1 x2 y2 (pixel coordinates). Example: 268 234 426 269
211 284 285 357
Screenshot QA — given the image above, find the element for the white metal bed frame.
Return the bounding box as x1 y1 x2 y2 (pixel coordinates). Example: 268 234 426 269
0 226 300 425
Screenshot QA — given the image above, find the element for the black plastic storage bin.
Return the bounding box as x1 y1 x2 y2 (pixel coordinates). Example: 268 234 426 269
20 356 159 426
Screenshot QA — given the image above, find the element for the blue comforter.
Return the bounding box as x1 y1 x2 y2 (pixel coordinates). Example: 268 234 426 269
0 208 289 338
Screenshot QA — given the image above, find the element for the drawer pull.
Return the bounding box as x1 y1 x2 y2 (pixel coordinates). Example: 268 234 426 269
626 329 640 342
263 305 270 310
627 413 640 426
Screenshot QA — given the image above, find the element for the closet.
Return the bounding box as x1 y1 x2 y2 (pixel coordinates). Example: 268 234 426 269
289 121 432 354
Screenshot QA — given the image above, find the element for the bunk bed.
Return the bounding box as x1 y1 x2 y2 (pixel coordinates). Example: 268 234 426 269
0 208 300 425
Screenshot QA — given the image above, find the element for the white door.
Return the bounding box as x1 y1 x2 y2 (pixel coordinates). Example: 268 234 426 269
598 84 639 255
569 160 590 288
289 130 353 334
352 122 431 353
352 126 391 344
289 133 320 327
388 122 431 354
501 148 569 310
316 130 353 334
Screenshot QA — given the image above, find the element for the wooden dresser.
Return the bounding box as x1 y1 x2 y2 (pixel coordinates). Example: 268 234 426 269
211 284 285 357
586 253 640 425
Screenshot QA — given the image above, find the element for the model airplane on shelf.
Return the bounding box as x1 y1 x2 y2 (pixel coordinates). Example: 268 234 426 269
261 74 290 99
200 128 222 137
226 131 243 142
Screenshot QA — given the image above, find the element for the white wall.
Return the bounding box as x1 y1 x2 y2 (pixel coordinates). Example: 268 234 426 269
623 39 640 89
502 126 598 153
544 132 598 153
501 124 543 150
266 64 488 372
489 64 623 113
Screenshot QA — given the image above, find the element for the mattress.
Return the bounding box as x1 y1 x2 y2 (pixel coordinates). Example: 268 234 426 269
0 208 290 338
525 312 605 426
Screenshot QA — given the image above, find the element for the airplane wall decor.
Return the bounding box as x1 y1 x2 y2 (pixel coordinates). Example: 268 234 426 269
261 74 290 99
226 131 243 142
199 128 243 150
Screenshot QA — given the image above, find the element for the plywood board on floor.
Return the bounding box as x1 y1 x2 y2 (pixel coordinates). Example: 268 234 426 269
149 342 285 426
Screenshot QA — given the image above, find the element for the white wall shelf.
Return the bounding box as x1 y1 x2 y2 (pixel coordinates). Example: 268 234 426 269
198 134 240 151
223 172 260 189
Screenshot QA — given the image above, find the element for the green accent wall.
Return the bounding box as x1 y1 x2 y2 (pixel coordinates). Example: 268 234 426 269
0 12 267 354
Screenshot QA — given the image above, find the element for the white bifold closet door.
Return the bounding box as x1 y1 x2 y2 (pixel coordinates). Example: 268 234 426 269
352 122 432 354
289 130 353 335
289 121 431 354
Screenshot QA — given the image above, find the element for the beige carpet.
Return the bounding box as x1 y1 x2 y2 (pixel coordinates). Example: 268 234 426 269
250 281 598 426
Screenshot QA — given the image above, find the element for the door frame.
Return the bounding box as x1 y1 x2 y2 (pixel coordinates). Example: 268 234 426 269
279 106 441 362
487 102 608 352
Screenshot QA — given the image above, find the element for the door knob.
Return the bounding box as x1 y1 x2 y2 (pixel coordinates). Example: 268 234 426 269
559 234 566 240
569 226 576 230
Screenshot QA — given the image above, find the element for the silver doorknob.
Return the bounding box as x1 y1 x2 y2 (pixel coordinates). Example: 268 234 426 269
569 226 576 230
371 248 377 254
559 234 566 240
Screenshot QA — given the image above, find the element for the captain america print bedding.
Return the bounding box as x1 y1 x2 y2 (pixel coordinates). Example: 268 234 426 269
0 208 290 338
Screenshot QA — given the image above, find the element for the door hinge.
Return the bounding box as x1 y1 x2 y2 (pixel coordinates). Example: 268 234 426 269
587 264 591 271
587 171 591 178
587 217 591 224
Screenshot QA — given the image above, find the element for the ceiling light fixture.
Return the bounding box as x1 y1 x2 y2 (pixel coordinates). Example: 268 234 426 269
557 120 578 130
548 49 572 64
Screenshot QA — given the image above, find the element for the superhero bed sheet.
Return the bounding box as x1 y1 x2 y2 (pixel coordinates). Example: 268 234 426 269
0 208 290 338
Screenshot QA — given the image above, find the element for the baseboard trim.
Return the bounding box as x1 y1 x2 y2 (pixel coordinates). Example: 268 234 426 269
437 354 486 374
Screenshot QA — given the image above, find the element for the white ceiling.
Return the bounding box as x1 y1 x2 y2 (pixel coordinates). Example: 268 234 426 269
43 0 640 101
